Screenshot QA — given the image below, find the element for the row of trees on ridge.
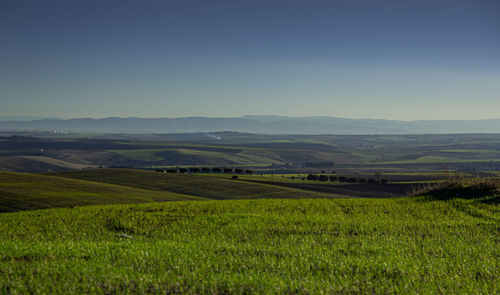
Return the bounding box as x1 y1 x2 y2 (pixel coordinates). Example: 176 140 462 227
305 174 390 184
156 167 253 174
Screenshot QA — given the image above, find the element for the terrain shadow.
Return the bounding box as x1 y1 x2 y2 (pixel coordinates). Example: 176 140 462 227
417 181 499 204
240 180 419 198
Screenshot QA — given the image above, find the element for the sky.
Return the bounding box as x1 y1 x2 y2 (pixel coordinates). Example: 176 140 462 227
1 0 499 121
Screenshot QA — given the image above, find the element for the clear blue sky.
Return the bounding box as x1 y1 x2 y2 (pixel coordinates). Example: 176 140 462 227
1 0 499 120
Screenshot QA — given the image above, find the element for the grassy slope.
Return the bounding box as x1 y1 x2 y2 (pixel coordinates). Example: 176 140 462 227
110 148 283 165
377 156 500 164
0 156 91 172
0 196 497 294
108 141 360 166
50 169 340 200
0 172 202 212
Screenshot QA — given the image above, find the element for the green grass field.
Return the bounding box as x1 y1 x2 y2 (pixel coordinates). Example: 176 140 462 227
440 149 500 154
0 172 202 212
50 169 339 200
1 169 498 293
111 148 284 165
1 169 345 212
377 156 500 165
0 195 498 294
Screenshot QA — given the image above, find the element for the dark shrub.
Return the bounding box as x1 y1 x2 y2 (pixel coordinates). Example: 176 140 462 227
307 174 319 181
189 167 200 173
231 175 238 180
319 175 329 182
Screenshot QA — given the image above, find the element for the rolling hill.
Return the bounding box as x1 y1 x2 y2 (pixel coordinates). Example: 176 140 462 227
0 156 95 172
0 169 341 212
49 169 339 200
0 172 202 212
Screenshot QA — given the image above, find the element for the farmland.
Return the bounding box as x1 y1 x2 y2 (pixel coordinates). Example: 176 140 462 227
0 133 499 294
1 133 499 173
1 169 345 213
49 169 339 201
0 171 202 212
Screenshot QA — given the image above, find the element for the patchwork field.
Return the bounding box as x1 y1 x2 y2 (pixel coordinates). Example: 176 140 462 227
2 133 499 172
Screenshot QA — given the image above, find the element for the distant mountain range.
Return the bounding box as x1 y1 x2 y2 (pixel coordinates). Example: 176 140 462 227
0 116 499 134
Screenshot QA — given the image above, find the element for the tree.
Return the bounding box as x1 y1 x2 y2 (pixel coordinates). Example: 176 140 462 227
307 174 318 181
223 168 233 174
245 169 253 175
319 175 329 182
179 168 188 173
329 175 337 182
201 167 211 173
235 168 244 174
189 167 200 173
212 167 222 173
231 175 238 180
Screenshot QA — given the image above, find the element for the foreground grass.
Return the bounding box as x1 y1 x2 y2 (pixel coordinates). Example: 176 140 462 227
0 197 498 294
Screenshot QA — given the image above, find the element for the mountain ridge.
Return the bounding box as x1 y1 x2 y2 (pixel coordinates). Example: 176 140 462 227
1 116 499 134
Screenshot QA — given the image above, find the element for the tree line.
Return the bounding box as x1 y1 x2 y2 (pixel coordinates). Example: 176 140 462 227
156 167 253 174
305 174 390 184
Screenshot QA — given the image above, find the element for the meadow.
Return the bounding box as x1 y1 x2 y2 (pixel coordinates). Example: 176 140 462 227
0 169 343 212
0 171 202 212
49 169 339 200
0 194 498 294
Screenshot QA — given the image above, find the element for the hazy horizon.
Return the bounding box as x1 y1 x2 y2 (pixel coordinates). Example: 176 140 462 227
1 114 500 122
1 0 499 120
